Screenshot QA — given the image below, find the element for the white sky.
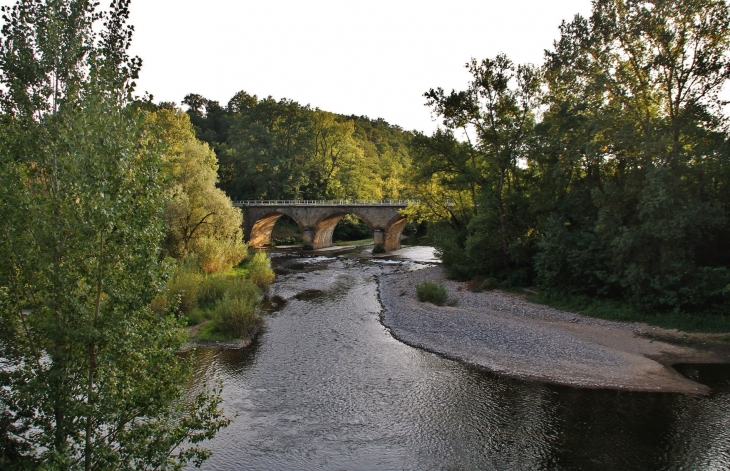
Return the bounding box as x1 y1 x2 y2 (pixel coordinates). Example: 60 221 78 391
1 0 594 133
127 0 593 133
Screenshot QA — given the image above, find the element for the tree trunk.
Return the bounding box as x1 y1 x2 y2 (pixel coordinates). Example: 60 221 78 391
85 233 104 471
496 165 509 269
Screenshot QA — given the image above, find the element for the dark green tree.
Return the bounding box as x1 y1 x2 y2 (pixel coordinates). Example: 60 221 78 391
421 54 541 278
178 90 417 204
536 0 730 309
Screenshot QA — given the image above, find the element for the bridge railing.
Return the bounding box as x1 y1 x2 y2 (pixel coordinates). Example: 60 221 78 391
232 199 418 207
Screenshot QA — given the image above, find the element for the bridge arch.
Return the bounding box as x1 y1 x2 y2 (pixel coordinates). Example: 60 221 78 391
383 217 408 252
248 210 305 247
239 201 412 252
312 209 375 249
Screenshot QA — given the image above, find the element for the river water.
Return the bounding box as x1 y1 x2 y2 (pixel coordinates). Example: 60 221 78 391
190 247 730 471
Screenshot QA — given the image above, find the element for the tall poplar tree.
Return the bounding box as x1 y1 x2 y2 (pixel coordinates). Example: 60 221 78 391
0 1 228 469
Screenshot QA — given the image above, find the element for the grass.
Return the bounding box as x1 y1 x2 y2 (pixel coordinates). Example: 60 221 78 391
159 251 278 342
226 265 250 278
333 238 373 246
184 307 213 327
195 321 234 342
526 291 730 334
416 280 449 306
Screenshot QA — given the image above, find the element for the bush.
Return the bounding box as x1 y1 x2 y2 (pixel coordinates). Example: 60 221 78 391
185 308 208 326
248 252 275 289
197 273 239 307
416 280 449 306
165 269 201 314
480 278 500 291
214 282 262 339
150 294 167 314
156 257 271 339
194 236 248 274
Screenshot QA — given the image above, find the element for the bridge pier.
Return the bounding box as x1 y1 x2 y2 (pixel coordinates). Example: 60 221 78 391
302 228 315 250
237 201 410 253
373 228 386 254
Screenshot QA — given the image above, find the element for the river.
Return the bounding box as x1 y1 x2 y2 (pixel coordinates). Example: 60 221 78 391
189 247 730 470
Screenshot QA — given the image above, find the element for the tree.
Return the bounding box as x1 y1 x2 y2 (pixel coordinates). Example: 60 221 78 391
311 111 367 199
223 96 316 199
404 130 478 230
0 1 228 468
536 0 730 309
181 90 417 203
147 108 247 271
349 116 413 200
423 54 541 272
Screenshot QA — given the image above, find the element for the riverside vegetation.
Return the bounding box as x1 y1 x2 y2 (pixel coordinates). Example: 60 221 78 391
145 96 275 344
415 281 450 306
155 0 730 336
403 0 730 335
2 0 730 468
0 0 270 467
154 252 275 343
0 1 232 468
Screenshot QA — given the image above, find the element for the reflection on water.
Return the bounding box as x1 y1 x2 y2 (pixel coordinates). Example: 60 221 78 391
189 247 730 471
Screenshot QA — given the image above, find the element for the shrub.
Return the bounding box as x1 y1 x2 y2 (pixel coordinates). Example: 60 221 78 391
416 280 449 306
185 308 207 326
166 268 201 314
197 273 232 307
150 294 167 314
480 278 500 291
226 237 249 266
214 282 262 339
194 237 226 274
248 252 275 289
194 236 248 274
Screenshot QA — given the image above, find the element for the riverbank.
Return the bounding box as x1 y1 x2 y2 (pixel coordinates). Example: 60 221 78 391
183 319 261 350
379 266 730 394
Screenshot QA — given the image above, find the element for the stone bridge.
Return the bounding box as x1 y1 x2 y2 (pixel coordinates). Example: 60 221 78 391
233 200 412 252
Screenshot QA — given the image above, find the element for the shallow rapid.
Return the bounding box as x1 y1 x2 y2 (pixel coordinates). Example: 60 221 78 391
189 247 730 471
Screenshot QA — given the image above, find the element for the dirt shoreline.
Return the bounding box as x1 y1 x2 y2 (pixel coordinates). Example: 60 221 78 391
181 320 259 351
379 266 730 394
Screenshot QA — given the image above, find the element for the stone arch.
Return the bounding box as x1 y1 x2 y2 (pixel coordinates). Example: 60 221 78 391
248 210 305 247
312 208 375 233
384 218 408 251
311 209 375 249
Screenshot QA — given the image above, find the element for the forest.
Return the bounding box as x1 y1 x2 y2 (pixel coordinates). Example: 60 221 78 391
405 0 730 324
171 92 413 202
169 0 730 325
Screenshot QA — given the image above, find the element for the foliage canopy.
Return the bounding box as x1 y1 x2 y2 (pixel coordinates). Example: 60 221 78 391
0 1 228 468
413 0 730 315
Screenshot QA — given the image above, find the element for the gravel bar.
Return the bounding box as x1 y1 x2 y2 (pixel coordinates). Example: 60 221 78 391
379 266 714 394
